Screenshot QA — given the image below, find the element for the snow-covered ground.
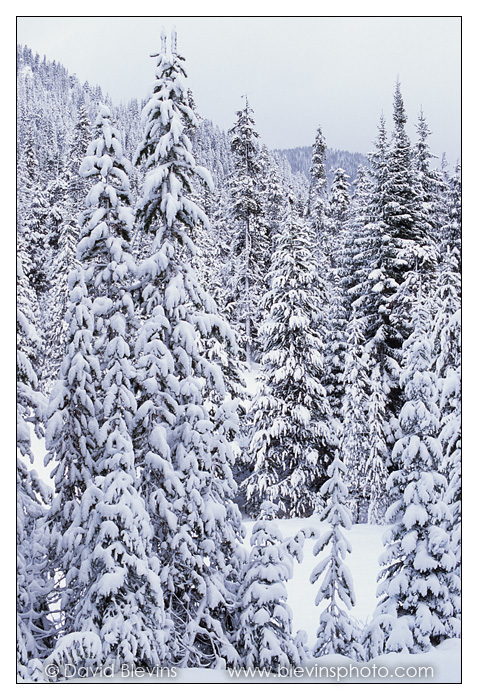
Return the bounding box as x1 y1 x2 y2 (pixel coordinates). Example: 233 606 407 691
238 517 460 684
54 639 459 684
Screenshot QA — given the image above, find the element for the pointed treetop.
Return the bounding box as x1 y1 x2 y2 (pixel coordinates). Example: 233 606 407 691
241 93 249 110
329 449 344 477
151 27 178 59
393 78 407 127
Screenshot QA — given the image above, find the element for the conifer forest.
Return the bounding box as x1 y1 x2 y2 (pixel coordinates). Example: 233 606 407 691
16 26 461 683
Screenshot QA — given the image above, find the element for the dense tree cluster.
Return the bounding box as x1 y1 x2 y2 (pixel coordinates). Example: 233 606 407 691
17 35 460 678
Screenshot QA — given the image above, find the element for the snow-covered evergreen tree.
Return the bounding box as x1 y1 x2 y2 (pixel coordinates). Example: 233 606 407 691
359 113 402 411
340 311 371 522
432 245 460 482
245 197 333 517
432 236 461 625
342 165 374 311
263 152 285 244
327 167 350 270
387 85 439 354
45 266 101 571
440 162 461 261
362 288 459 657
77 105 135 301
133 29 245 668
361 365 390 525
321 168 351 427
18 120 51 303
344 113 401 513
311 452 362 659
226 97 268 362
413 111 440 230
307 126 328 239
17 247 53 680
45 105 170 672
65 102 92 208
234 501 300 670
17 464 54 681
41 214 78 389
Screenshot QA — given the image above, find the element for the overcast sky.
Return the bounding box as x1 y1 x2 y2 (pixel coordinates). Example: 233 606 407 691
17 16 461 164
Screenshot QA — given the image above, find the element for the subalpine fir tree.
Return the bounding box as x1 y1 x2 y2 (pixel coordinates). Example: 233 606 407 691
45 266 101 576
77 105 135 300
327 167 351 271
340 311 371 522
41 214 78 390
324 276 348 432
386 83 417 248
245 197 333 517
17 463 54 681
226 97 268 362
310 452 362 659
307 126 328 240
65 102 91 208
195 185 234 314
359 113 401 390
389 109 440 332
413 109 442 251
387 84 439 355
234 501 300 671
37 106 91 391
78 105 169 669
322 168 351 425
440 162 461 261
361 365 390 525
18 121 50 301
362 287 459 657
17 247 53 680
134 29 245 668
345 115 399 513
432 244 461 480
342 165 374 310
258 146 284 276
432 240 461 624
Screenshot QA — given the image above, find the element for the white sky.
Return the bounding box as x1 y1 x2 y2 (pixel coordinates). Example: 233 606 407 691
16 15 461 164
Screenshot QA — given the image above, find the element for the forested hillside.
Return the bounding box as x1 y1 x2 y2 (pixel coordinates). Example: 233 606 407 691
275 145 368 189
17 34 461 680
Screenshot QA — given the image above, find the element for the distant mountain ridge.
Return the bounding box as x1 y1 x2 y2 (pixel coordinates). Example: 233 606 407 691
275 146 368 189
